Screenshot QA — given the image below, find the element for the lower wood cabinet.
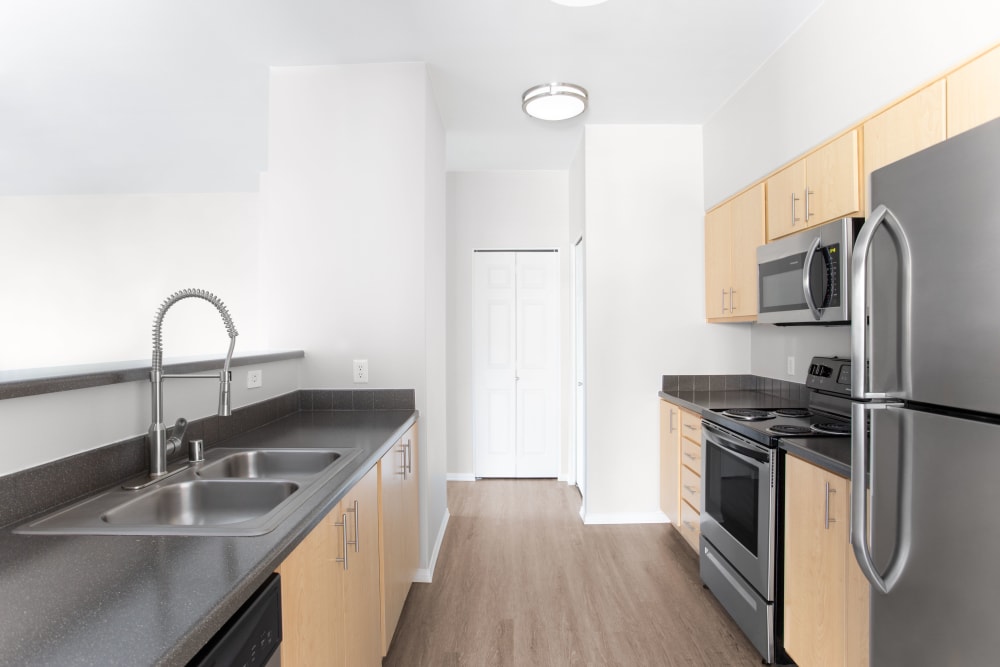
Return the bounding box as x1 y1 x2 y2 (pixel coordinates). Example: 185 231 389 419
660 397 702 553
278 464 380 666
783 453 869 667
380 423 420 655
277 419 420 667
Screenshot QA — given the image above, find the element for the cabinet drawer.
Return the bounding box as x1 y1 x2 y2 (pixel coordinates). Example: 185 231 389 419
680 410 702 442
679 500 701 552
681 465 701 509
680 438 702 473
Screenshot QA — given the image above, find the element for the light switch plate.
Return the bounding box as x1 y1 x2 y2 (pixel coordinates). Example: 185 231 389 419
786 356 795 376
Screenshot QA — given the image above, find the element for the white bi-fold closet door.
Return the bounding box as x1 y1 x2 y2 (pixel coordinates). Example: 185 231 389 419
473 250 560 478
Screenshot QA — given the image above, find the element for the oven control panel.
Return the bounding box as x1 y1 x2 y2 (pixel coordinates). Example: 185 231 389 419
806 356 851 395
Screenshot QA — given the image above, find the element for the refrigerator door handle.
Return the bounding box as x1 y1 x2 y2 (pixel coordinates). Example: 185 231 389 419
851 204 913 400
801 236 823 321
851 401 910 594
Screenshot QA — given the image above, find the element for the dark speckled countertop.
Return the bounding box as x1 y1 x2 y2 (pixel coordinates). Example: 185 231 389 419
658 385 851 477
0 409 417 667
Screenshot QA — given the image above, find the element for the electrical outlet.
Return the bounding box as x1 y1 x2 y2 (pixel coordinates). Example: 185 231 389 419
247 369 263 389
353 359 369 384
786 356 795 376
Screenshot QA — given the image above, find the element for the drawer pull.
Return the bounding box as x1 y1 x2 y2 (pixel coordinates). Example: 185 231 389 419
683 452 698 460
683 484 698 494
683 520 696 531
825 482 837 529
684 424 698 431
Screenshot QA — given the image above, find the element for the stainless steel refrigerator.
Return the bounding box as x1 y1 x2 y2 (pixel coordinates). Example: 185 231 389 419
851 115 1000 665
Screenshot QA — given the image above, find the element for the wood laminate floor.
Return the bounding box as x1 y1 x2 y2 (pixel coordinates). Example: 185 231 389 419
384 480 764 666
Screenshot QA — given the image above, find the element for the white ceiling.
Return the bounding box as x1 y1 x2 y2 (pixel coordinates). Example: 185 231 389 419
0 0 824 195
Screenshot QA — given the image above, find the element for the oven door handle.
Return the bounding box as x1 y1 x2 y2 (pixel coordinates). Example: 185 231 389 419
702 422 770 464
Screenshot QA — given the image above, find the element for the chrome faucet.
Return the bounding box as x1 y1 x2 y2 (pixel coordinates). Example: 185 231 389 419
140 288 238 486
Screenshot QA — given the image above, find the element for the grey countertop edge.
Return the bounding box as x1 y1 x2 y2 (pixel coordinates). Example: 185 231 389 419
0 408 417 667
163 409 418 667
0 350 305 400
657 390 852 477
780 439 852 479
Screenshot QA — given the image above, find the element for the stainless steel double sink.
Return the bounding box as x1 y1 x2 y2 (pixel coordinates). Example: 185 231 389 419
16 448 361 537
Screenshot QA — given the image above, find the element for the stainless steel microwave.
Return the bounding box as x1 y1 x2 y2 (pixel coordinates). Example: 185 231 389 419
756 218 863 324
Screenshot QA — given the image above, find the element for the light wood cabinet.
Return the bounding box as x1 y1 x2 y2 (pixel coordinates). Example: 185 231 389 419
705 183 764 322
947 45 1000 138
783 454 869 667
766 131 861 242
863 80 946 193
342 464 382 667
659 399 680 525
380 423 420 655
677 407 702 553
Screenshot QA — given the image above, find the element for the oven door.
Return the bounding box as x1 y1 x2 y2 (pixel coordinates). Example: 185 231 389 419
701 421 776 600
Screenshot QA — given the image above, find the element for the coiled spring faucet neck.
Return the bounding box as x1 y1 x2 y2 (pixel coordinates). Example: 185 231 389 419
145 288 239 481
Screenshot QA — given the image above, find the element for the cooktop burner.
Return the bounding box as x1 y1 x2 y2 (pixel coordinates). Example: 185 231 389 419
767 424 814 436
721 409 774 421
772 408 812 418
811 422 852 435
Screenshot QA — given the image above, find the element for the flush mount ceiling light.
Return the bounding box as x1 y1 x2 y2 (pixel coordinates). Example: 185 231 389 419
521 83 589 121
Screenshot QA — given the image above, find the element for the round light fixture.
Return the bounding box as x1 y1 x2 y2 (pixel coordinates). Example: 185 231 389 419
521 83 589 121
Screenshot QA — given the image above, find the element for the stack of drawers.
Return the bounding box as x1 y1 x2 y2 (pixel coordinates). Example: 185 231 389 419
677 410 702 552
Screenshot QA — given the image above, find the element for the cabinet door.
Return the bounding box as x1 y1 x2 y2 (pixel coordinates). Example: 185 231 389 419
947 45 1000 138
864 81 946 192
401 425 420 583
279 510 345 666
729 184 765 317
379 439 407 655
783 454 849 667
766 160 806 241
343 465 382 667
704 204 732 319
803 130 861 226
659 400 680 523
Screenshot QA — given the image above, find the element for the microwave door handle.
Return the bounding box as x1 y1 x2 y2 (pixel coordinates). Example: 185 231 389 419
850 205 913 400
801 236 823 321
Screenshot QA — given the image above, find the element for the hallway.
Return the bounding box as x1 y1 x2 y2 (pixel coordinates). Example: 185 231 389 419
384 480 762 666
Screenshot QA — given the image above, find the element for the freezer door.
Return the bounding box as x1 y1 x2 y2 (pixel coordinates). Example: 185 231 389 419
862 116 1000 413
858 405 1000 665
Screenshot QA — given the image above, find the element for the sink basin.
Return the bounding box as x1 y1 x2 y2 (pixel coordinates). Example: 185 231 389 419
15 446 361 536
196 449 343 481
102 480 299 527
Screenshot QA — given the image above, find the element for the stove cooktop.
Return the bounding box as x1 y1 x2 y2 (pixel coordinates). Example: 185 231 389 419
705 406 851 446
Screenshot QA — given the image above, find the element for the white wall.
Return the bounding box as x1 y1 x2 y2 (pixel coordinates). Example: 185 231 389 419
581 125 751 521
445 171 571 478
0 194 263 370
260 62 447 572
0 357 302 477
704 0 1000 208
704 0 1000 380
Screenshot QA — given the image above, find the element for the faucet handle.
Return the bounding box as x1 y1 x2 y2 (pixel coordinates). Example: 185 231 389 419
188 438 205 463
165 417 188 457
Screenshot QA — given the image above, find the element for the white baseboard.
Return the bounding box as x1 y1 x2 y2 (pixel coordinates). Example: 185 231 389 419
582 510 670 525
446 473 476 482
413 508 450 583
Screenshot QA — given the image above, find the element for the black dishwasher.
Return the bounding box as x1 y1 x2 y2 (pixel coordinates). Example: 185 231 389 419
188 573 282 667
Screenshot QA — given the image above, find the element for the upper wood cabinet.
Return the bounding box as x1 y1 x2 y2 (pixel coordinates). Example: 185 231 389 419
864 80 947 199
767 131 861 242
947 45 1000 138
783 454 869 667
705 183 764 322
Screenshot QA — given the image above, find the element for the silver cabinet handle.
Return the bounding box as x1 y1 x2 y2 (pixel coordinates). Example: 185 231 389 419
346 500 360 553
397 443 407 479
335 512 349 570
850 204 913 400
728 287 735 314
824 482 836 529
683 452 697 460
683 520 696 531
801 235 823 321
721 289 728 313
851 401 908 594
404 439 413 475
669 409 677 434
791 192 800 226
804 188 814 222
683 484 698 494
684 424 697 431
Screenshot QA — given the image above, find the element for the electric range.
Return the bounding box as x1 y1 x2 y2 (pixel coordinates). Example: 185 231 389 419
698 356 852 664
